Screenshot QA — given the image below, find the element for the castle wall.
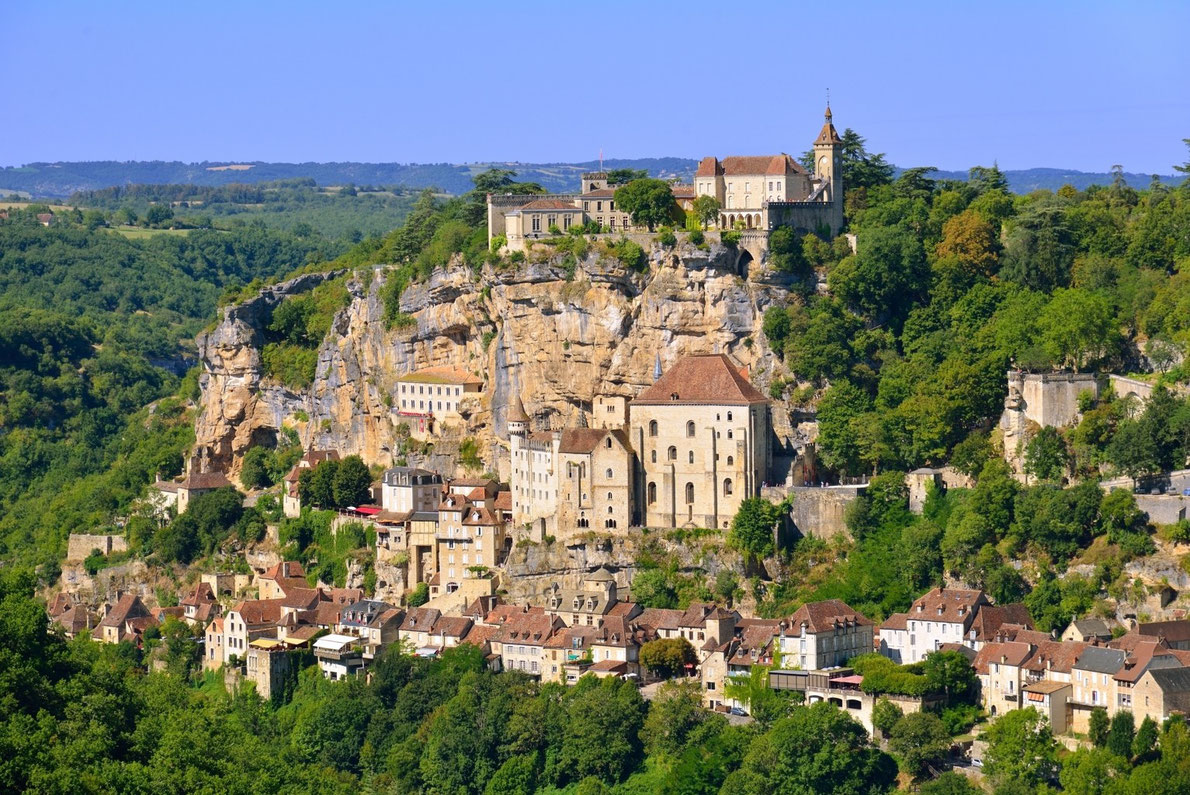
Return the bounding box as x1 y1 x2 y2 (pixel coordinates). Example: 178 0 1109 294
66 533 128 562
1021 372 1099 428
765 201 843 237
788 485 866 540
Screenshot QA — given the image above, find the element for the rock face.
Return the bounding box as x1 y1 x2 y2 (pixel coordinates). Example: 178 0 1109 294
194 241 800 479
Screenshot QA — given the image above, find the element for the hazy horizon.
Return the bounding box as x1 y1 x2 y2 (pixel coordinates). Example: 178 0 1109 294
3 1 1188 174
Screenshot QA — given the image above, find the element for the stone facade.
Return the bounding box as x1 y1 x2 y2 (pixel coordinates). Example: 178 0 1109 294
630 355 770 529
66 533 129 563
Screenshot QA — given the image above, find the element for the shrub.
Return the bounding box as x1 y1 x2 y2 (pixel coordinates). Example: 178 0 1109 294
611 238 646 271
657 227 676 248
489 234 507 253
689 228 705 246
721 230 740 247
408 581 429 606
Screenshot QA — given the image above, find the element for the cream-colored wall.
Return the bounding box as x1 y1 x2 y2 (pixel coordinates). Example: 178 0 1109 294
593 395 627 429
982 662 1025 715
778 624 874 670
577 197 632 231
559 441 633 532
510 432 560 531
501 641 546 677
1072 666 1117 712
396 380 476 421
631 403 769 529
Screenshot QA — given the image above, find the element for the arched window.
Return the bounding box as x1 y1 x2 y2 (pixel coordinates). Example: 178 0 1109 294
606 492 612 501
685 482 695 505
605 468 613 478
647 482 657 504
688 450 694 464
686 421 696 438
727 411 733 422
607 504 613 513
605 437 612 448
723 478 733 496
650 450 657 463
727 455 734 467
727 430 733 439
668 446 677 461
648 420 658 437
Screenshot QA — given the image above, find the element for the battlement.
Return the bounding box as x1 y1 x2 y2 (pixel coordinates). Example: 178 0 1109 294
66 533 128 563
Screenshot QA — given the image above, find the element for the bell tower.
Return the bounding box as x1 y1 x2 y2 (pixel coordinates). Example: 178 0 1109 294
812 104 845 234
813 105 843 199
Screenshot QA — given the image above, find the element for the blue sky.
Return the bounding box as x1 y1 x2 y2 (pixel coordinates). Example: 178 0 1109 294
2 1 1187 173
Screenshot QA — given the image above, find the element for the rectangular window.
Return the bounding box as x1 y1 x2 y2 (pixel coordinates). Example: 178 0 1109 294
596 201 603 211
531 216 541 232
609 201 615 211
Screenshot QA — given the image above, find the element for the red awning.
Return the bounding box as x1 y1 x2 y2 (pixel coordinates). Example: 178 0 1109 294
354 506 381 515
829 675 864 685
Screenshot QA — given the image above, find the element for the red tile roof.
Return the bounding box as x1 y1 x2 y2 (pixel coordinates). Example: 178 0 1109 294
519 199 582 211
397 366 483 386
787 599 873 633
632 354 767 406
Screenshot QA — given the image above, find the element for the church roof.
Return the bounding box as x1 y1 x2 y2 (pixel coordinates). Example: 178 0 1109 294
558 428 629 454
632 354 768 406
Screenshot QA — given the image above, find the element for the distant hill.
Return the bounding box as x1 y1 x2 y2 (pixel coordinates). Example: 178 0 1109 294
0 159 1182 198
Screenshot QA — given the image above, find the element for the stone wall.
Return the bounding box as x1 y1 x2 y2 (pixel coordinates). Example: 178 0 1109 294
1021 372 1099 428
66 533 129 562
788 485 867 540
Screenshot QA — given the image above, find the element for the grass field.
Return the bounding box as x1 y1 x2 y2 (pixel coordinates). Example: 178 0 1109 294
107 226 195 239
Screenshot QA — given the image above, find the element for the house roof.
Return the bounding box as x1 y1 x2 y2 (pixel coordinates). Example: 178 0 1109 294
1070 618 1113 638
178 470 233 491
907 587 987 626
880 612 909 631
1075 646 1127 675
463 506 499 526
180 582 216 607
970 604 1034 641
314 633 359 652
587 566 615 582
262 561 305 581
558 427 629 454
588 659 630 674
632 354 768 406
1025 640 1088 675
671 185 696 199
696 154 807 177
1144 666 1190 694
519 199 582 212
495 612 563 645
637 607 684 631
229 598 285 626
972 641 1035 675
400 607 442 632
787 599 873 633
100 593 153 628
432 616 474 638
1138 620 1190 644
397 366 483 386
507 394 530 423
460 623 498 651
493 491 512 512
1024 680 1070 695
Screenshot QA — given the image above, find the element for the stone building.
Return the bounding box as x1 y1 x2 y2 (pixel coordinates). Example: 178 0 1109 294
777 599 874 671
381 466 443 514
630 354 771 529
557 427 634 532
394 366 483 436
487 109 844 249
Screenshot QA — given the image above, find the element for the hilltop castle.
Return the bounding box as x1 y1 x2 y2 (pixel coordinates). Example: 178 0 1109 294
486 108 844 251
508 354 772 537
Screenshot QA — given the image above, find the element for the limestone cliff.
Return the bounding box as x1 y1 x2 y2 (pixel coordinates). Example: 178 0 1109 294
194 240 801 479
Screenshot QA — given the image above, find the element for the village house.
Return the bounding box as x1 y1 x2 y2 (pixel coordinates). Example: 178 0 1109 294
394 366 483 436
542 567 623 628
257 561 308 600
556 427 635 533
180 581 220 627
93 593 157 645
777 599 874 670
222 598 285 665
381 466 443 514
398 606 443 654
245 638 302 701
1134 667 1190 727
1062 617 1115 643
313 633 365 680
204 618 226 670
974 640 1036 716
489 609 566 678
1023 680 1074 734
878 588 991 664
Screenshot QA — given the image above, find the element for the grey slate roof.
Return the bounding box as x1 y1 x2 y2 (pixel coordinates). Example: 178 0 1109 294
1147 666 1190 693
1075 646 1126 674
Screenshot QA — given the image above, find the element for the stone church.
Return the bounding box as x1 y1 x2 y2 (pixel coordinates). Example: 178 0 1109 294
507 354 771 536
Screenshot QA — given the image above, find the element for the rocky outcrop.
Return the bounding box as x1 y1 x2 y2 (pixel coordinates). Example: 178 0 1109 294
194 241 800 479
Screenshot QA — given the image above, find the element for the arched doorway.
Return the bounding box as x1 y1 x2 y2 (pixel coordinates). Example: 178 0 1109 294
737 249 753 279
